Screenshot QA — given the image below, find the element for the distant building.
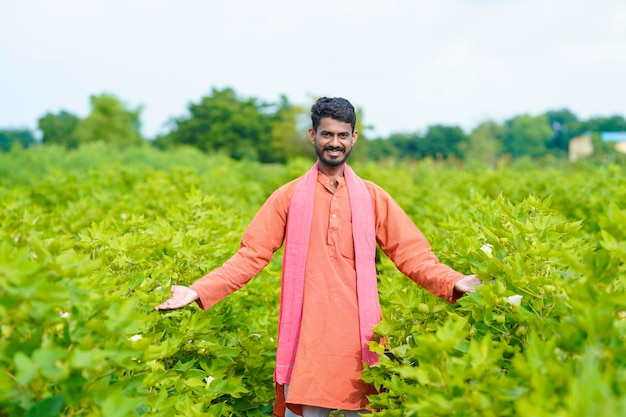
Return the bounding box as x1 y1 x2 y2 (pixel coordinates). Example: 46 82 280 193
569 131 626 162
569 134 593 162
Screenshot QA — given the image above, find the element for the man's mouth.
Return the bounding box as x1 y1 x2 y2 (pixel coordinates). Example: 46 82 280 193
324 147 344 155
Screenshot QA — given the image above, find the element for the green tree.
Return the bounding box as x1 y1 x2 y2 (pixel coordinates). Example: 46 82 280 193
545 108 583 153
389 131 423 160
366 137 398 161
38 110 80 148
349 107 375 162
268 95 309 162
74 93 143 146
583 115 626 133
461 120 505 167
0 128 36 152
161 87 280 162
503 114 552 158
422 124 468 159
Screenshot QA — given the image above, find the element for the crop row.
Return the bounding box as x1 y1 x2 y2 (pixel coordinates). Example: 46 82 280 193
1 144 625 416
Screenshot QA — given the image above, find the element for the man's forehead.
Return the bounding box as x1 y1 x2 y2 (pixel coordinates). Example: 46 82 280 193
317 117 352 131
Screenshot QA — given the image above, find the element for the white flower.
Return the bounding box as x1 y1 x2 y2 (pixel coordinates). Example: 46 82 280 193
129 334 143 342
618 311 626 319
59 311 70 319
507 294 523 307
204 376 215 385
480 244 493 257
121 213 128 219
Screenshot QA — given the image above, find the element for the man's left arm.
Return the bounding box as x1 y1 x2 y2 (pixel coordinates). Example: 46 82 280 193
371 186 480 302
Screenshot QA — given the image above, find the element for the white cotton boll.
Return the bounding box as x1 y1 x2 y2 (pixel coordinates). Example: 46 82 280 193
480 244 493 257
129 334 143 342
507 294 523 307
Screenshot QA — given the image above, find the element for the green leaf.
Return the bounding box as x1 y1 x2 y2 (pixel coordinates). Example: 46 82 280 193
14 352 37 386
26 395 64 417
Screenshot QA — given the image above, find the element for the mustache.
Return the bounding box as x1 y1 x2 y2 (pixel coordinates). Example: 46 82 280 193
324 146 345 152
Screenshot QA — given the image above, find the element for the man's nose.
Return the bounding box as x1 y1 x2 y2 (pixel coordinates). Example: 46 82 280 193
329 134 341 146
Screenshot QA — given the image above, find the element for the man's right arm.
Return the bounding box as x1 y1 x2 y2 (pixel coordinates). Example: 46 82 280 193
155 182 293 311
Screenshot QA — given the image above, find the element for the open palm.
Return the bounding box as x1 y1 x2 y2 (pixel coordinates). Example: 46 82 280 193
155 285 199 310
454 274 481 293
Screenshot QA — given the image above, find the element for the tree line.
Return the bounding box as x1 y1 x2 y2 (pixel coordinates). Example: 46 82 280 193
2 87 626 165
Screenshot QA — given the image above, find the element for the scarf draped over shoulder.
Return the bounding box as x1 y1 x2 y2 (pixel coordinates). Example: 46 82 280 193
274 162 381 384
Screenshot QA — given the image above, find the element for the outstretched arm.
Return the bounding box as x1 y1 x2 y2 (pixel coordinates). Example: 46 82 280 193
155 182 292 311
372 185 480 302
154 285 199 310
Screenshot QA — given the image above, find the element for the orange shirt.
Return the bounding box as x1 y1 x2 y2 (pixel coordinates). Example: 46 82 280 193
190 171 464 411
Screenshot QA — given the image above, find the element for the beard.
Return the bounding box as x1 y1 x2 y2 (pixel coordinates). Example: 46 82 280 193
315 145 353 167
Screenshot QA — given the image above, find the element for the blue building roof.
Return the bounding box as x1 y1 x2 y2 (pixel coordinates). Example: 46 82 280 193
601 132 626 142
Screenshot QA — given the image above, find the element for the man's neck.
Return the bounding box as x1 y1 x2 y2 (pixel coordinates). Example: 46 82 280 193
317 162 345 192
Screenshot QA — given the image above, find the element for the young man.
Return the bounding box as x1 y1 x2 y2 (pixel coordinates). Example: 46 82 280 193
155 97 481 417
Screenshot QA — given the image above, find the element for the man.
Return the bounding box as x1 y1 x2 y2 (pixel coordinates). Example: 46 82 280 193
155 97 481 416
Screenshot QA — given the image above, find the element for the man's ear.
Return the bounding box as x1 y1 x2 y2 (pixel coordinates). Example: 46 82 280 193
308 128 316 144
352 130 359 144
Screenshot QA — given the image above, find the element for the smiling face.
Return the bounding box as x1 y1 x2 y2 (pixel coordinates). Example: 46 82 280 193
308 117 358 169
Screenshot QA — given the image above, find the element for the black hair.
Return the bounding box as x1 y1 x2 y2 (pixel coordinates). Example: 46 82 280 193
310 97 357 132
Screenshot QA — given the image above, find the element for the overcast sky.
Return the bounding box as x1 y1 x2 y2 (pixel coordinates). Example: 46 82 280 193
2 0 625 139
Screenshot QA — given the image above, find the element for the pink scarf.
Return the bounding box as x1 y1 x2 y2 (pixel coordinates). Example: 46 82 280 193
274 162 381 384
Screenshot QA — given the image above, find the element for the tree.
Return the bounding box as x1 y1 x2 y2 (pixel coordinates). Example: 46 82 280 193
389 132 423 160
583 115 626 133
38 110 80 148
421 124 468 159
545 108 582 153
267 95 309 162
503 114 552 158
161 87 278 162
366 137 398 161
348 107 375 162
73 93 143 146
461 120 505 167
0 129 37 152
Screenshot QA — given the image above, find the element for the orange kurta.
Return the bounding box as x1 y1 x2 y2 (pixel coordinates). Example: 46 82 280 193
190 170 464 412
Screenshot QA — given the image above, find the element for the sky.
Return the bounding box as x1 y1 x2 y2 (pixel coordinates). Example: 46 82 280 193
2 0 626 139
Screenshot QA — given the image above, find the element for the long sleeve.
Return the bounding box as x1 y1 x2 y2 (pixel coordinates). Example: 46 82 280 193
190 181 295 310
369 183 463 303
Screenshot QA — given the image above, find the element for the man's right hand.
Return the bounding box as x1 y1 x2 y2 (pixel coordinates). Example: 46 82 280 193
155 285 199 310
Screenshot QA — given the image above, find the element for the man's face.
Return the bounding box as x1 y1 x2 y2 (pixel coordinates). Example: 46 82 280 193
308 117 358 168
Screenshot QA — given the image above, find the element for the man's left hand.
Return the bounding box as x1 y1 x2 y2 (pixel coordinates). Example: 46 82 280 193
454 274 482 293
